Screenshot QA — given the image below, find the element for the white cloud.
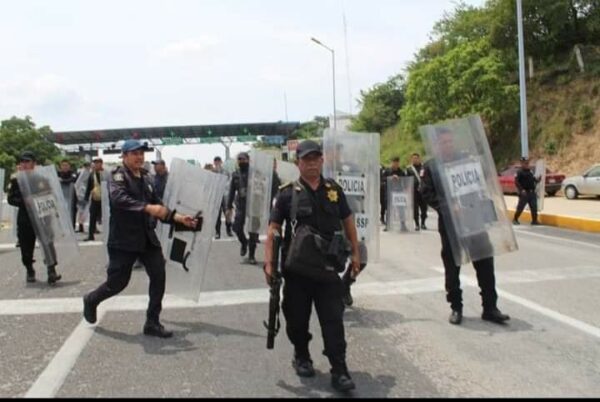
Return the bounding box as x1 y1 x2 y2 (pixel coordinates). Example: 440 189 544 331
156 36 221 59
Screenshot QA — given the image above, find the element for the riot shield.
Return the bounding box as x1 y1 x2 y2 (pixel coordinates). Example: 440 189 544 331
60 180 75 221
158 158 228 301
245 150 274 235
277 161 300 184
420 115 518 266
74 169 91 225
16 166 79 267
322 129 380 262
535 159 546 212
386 176 414 233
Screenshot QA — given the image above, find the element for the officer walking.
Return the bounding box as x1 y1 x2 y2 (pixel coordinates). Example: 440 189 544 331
57 159 78 229
513 157 541 225
264 140 361 392
82 140 198 338
421 128 509 325
7 151 62 284
406 153 428 230
227 152 259 264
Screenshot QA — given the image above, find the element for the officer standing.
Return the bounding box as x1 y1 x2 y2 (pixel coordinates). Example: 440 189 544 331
264 140 361 392
213 156 233 239
227 152 259 264
83 158 104 241
57 159 78 229
151 159 169 199
82 140 197 338
513 157 541 225
406 153 428 230
380 157 406 231
7 151 62 284
421 129 509 325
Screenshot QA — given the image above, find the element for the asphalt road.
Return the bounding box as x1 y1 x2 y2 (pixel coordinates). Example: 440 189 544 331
1 219 599 398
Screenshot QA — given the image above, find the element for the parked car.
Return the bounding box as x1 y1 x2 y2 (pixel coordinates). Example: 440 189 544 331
561 163 600 199
498 163 565 196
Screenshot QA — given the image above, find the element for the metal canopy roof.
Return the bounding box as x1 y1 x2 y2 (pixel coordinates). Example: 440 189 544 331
48 121 300 146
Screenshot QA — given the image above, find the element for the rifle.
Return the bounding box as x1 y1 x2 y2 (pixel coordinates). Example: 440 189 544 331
264 232 282 349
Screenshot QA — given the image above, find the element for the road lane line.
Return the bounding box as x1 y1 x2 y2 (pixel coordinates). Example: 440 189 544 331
514 229 600 250
430 266 600 340
24 310 107 398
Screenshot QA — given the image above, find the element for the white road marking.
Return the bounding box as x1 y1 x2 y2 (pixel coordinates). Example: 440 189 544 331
514 229 600 250
24 310 107 398
429 266 600 340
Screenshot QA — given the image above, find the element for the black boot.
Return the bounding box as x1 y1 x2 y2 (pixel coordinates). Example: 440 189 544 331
226 223 233 237
482 308 510 324
83 293 98 324
330 359 355 392
292 354 315 377
47 265 62 285
143 321 173 338
26 266 36 283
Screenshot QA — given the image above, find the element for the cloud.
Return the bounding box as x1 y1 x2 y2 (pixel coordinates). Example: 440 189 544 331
156 36 221 59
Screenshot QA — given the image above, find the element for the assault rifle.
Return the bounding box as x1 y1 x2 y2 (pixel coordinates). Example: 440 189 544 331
264 232 282 349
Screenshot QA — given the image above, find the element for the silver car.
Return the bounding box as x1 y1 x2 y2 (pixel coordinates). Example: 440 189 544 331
561 164 600 199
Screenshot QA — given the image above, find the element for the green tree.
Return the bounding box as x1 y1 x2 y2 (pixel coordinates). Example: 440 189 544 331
350 74 405 134
291 116 329 139
0 116 61 186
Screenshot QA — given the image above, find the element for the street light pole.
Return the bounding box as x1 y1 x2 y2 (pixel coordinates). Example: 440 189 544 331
311 37 337 130
516 0 529 158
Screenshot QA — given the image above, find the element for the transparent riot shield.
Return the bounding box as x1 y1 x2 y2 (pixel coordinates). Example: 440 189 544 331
386 176 414 233
16 166 79 267
277 161 300 184
245 150 274 235
420 115 518 266
158 158 228 301
60 180 75 221
322 129 380 263
535 159 546 212
74 169 91 228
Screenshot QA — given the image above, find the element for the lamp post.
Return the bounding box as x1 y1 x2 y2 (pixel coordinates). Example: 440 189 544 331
311 37 337 130
516 0 528 158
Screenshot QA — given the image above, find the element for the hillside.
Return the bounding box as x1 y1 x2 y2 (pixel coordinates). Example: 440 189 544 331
528 74 600 176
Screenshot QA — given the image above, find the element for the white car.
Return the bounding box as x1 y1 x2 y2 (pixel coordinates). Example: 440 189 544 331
561 164 600 199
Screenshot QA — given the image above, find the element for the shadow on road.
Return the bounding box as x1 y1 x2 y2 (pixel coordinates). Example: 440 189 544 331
276 370 397 398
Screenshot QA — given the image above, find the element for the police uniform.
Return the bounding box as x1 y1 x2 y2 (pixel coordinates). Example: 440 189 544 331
227 161 259 262
406 162 428 230
270 175 355 386
83 151 176 338
8 154 62 284
58 169 78 228
84 167 104 240
513 163 540 225
421 159 509 324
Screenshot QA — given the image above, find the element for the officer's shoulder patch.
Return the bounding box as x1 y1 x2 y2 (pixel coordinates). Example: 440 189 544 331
113 172 124 182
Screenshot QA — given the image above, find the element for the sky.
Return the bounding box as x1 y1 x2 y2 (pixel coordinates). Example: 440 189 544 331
0 0 486 166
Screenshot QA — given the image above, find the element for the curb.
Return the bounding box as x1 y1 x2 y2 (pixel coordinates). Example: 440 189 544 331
507 209 600 233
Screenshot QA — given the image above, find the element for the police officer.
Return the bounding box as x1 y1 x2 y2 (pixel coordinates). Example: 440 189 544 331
380 156 406 232
226 152 259 264
82 140 198 338
57 159 78 229
213 156 233 239
151 159 169 199
83 158 104 241
264 140 361 392
7 151 62 284
513 157 541 225
406 153 428 230
421 128 509 325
